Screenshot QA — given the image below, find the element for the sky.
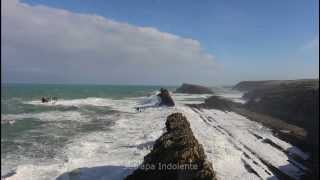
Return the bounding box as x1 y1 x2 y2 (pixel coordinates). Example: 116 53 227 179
2 0 319 86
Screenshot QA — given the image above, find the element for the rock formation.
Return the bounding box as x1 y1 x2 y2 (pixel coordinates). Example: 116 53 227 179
175 83 213 94
157 88 175 106
124 113 217 180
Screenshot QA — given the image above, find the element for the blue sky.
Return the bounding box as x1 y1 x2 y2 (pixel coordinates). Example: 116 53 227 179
2 0 319 85
25 0 317 53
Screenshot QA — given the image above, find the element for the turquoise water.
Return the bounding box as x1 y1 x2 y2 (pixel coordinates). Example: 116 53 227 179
1 84 176 176
1 84 175 113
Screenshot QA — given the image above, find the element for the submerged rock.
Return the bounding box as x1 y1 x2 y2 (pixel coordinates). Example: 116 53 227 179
157 88 175 107
175 83 213 94
124 113 217 180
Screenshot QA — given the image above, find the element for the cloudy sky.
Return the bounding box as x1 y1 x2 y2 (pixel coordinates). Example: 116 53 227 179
2 0 319 85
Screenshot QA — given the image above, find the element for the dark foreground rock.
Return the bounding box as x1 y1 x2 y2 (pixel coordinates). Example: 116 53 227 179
157 88 175 106
175 83 213 94
124 113 217 180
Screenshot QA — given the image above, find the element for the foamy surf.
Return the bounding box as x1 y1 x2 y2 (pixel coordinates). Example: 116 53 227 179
3 107 179 180
2 92 310 180
2 111 86 123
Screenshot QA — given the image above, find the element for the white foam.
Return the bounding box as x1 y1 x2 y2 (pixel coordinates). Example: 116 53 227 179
180 106 309 180
4 93 309 180
172 93 211 105
24 95 163 113
2 111 86 123
5 105 179 180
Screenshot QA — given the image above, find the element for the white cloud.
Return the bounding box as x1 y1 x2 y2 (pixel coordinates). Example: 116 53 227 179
2 0 216 85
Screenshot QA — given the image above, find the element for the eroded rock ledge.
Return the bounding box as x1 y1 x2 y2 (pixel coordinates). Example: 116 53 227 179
124 113 217 180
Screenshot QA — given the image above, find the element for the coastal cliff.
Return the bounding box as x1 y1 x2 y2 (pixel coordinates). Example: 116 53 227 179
232 79 319 179
175 83 213 94
124 113 217 180
233 79 318 92
232 79 319 148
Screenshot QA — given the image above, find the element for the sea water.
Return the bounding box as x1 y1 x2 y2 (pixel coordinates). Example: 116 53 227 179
1 84 309 180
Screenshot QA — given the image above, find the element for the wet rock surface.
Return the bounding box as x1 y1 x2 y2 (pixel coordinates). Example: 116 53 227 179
175 83 213 94
124 113 217 180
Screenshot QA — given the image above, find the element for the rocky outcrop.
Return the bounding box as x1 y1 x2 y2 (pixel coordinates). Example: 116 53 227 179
175 83 213 94
124 113 217 180
157 88 175 106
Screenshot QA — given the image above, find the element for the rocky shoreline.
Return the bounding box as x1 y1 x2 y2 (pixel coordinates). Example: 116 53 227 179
199 79 319 179
128 80 319 179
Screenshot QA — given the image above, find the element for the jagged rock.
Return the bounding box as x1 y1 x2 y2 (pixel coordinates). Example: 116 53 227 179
124 113 217 180
157 88 175 106
175 83 213 94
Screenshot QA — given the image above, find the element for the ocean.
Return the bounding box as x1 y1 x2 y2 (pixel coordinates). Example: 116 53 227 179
1 84 308 180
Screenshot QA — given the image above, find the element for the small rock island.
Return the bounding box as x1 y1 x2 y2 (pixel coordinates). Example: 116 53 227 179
175 83 213 94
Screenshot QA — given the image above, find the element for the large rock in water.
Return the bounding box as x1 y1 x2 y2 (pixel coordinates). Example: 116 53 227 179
157 88 175 106
175 83 213 94
124 113 217 180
